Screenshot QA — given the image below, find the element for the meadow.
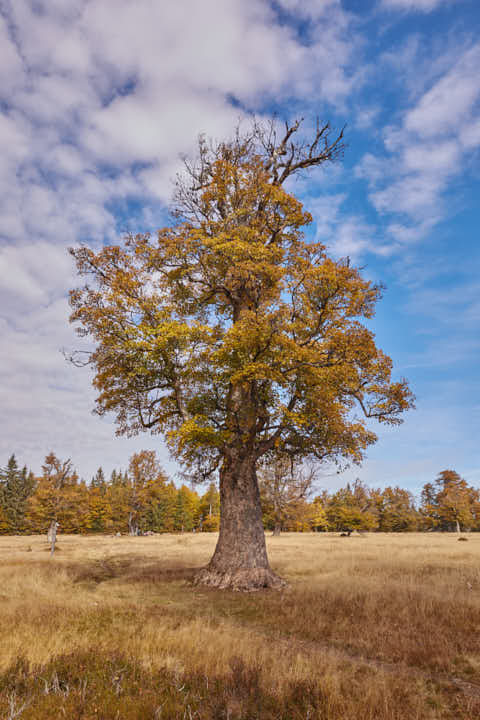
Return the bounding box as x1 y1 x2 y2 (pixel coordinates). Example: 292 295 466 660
0 532 479 719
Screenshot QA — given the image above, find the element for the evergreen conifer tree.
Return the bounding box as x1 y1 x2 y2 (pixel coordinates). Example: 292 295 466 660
0 455 36 533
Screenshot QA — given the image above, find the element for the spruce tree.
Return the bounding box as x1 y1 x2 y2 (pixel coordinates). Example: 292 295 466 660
0 455 36 533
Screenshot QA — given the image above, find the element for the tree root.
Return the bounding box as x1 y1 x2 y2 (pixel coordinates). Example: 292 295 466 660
193 565 287 592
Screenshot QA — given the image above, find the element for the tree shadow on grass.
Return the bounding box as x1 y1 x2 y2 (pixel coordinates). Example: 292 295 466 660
69 556 199 585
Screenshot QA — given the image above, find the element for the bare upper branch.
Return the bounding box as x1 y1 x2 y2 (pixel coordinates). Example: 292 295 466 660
257 117 346 185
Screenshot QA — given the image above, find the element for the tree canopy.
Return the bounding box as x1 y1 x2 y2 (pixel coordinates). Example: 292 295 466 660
69 119 414 589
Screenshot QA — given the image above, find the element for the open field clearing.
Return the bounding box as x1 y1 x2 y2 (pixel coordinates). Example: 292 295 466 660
1 532 480 719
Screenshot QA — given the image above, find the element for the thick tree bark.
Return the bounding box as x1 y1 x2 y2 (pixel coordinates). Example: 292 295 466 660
194 452 285 591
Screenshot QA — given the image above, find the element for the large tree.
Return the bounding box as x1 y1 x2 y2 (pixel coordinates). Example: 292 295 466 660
69 119 413 590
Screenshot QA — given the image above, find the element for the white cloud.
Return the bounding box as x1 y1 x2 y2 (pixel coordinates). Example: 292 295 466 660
0 15 24 96
357 41 480 240
355 153 389 187
460 119 480 149
275 0 339 19
381 0 453 12
402 139 460 174
371 174 445 216
404 45 480 138
355 106 381 130
84 87 242 169
309 194 384 259
386 218 438 244
0 242 71 308
328 216 378 259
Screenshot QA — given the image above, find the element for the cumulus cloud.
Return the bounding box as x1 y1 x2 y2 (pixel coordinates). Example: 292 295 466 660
0 0 359 245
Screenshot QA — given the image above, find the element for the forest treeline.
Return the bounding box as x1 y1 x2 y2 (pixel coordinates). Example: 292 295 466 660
0 450 479 535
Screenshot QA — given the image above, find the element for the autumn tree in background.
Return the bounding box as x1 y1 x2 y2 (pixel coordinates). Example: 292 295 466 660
69 119 414 590
146 479 178 533
375 486 418 532
435 470 476 532
91 467 107 493
87 467 111 532
0 505 9 534
3 452 479 537
199 482 220 531
421 470 478 532
258 457 316 535
174 484 199 532
105 469 130 533
28 453 85 533
326 479 379 534
127 450 169 534
309 495 329 532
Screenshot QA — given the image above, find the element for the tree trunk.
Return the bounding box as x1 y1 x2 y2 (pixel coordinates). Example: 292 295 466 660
194 453 285 591
272 524 281 537
48 521 57 556
456 519 461 533
128 513 138 536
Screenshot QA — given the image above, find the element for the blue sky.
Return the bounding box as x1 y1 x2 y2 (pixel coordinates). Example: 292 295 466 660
0 0 478 496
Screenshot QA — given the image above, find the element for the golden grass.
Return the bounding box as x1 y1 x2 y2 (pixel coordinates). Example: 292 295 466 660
1 532 480 718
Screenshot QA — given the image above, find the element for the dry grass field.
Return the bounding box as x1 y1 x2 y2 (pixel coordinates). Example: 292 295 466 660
1 532 479 719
